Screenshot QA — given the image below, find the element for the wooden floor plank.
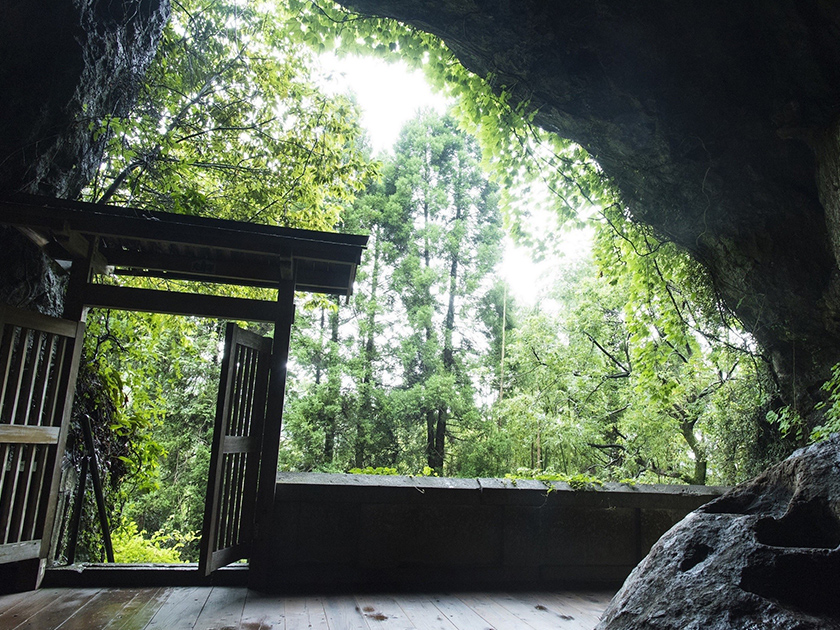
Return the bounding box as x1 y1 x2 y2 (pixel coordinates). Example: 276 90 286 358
0 588 101 630
192 586 248 630
0 591 33 613
0 588 59 625
493 592 588 630
428 594 495 630
394 594 458 630
456 593 543 630
353 594 415 629
531 591 610 627
0 588 613 630
145 586 212 630
103 587 173 630
514 592 597 629
322 595 368 630
283 597 329 630
557 591 613 620
238 591 286 630
56 588 149 630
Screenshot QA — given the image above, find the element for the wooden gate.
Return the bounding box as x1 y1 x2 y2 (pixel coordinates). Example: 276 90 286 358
199 323 272 575
0 305 84 587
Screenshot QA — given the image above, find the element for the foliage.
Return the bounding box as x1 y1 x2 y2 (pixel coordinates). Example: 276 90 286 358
112 517 195 564
61 0 803 566
348 466 398 475
812 363 840 441
284 0 607 247
279 110 503 475
86 0 378 231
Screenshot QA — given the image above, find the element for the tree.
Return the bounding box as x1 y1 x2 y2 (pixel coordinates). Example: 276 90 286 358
63 0 383 560
87 0 377 231
384 111 502 473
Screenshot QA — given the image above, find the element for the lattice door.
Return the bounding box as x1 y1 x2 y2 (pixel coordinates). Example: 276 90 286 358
199 323 272 575
0 306 84 580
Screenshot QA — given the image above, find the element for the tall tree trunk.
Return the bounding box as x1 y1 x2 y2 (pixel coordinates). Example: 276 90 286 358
357 227 382 468
324 298 340 463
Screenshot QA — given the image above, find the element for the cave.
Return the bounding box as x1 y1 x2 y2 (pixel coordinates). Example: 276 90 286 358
5 1 840 413
1 0 840 624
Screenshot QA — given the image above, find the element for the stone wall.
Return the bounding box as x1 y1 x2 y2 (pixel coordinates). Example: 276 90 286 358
252 473 724 592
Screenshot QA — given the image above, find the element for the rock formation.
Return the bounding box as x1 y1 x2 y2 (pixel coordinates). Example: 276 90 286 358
0 0 169 313
3 1 840 408
333 0 840 413
597 435 840 629
0 0 169 198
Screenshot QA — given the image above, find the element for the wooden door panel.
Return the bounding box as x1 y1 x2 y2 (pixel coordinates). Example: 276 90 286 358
199 323 272 575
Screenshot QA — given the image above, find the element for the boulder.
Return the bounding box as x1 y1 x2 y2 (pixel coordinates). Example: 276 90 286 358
597 435 840 629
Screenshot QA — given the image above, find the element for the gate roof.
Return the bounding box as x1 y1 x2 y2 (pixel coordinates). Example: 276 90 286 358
1 194 367 297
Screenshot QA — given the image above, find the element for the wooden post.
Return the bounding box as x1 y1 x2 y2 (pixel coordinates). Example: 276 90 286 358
62 237 96 322
250 271 295 588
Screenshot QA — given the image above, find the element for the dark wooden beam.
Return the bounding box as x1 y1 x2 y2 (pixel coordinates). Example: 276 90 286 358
0 196 366 264
84 285 282 322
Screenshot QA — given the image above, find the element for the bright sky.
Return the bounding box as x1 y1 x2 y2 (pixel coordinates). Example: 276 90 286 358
315 53 592 307
317 54 451 156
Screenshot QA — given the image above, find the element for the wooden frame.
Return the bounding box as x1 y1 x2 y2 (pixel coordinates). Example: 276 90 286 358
0 195 367 581
0 305 84 589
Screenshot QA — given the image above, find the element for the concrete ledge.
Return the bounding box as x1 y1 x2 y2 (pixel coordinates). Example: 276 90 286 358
252 473 725 592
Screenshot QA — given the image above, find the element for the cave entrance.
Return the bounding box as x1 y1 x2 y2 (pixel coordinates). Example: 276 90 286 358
0 194 366 588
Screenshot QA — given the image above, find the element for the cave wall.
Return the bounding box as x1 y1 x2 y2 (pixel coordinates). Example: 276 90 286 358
0 0 169 198
334 0 840 410
0 0 169 315
2 0 840 408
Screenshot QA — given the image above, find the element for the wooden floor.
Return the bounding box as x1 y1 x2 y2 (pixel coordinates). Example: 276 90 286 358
0 587 613 630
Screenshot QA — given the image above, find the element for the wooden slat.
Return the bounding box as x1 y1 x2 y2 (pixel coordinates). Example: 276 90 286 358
144 586 212 630
192 586 247 629
29 334 59 427
0 444 24 543
102 587 173 630
22 445 50 540
239 591 287 630
4 327 31 425
0 540 40 563
0 425 60 444
7 445 36 542
85 284 282 322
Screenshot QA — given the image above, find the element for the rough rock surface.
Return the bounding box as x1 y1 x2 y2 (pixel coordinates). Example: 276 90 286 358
335 0 840 409
597 436 840 629
0 0 169 198
0 0 168 314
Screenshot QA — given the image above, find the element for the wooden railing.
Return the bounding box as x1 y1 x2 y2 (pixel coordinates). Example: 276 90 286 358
0 306 83 567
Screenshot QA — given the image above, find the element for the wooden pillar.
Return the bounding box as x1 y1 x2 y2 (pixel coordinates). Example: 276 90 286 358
62 237 96 322
250 270 295 588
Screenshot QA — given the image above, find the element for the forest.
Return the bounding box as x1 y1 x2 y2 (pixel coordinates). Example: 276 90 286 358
59 0 830 563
